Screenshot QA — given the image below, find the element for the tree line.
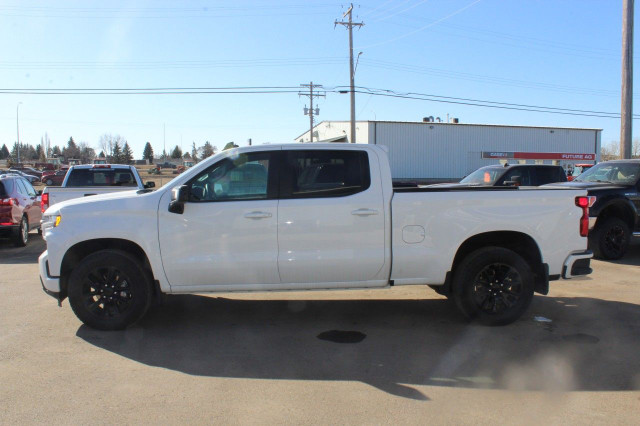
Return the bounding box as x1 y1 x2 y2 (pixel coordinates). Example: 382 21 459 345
1 133 239 165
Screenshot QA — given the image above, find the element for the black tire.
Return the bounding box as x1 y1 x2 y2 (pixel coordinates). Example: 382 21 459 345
45 179 53 185
68 250 152 330
452 247 534 326
37 227 42 235
14 216 28 247
590 217 630 260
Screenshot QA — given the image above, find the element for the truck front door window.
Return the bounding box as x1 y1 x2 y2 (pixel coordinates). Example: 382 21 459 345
189 153 271 201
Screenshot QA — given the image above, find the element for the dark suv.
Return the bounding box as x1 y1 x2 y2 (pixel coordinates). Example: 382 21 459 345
0 174 42 246
456 164 567 187
546 160 640 259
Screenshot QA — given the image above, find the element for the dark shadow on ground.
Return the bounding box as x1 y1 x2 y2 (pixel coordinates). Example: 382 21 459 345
0 233 45 264
76 295 640 399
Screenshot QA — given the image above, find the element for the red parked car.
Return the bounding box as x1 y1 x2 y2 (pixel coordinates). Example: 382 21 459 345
42 170 68 186
0 174 42 246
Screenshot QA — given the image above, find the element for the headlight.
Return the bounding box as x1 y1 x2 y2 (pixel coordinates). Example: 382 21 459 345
41 214 62 229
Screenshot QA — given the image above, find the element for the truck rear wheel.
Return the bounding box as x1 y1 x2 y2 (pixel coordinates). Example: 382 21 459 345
68 250 152 330
452 247 534 326
590 217 630 260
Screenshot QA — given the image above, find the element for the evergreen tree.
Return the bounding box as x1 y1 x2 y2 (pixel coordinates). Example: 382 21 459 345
202 141 216 158
52 146 62 157
123 142 133 164
0 144 9 159
98 151 106 158
112 141 123 163
191 142 198 163
171 145 182 159
222 142 238 151
142 142 154 163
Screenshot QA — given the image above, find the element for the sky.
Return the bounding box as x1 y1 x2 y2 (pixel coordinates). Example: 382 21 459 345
0 0 636 158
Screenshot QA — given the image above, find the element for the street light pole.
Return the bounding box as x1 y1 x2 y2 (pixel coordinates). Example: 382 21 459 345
16 102 22 164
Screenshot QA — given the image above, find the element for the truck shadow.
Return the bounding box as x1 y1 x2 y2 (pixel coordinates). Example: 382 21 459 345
607 240 640 266
76 295 640 400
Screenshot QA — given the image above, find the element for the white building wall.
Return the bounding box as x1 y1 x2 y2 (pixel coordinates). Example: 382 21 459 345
295 121 601 181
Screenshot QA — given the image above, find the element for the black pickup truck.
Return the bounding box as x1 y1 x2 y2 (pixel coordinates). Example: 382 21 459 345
546 159 640 259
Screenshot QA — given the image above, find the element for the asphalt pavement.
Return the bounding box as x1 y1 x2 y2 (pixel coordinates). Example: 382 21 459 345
1 234 639 424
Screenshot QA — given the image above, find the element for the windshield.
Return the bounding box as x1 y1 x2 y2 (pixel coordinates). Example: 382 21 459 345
460 167 505 185
574 162 640 184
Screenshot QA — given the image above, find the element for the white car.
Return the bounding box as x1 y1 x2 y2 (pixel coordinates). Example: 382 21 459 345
39 144 592 330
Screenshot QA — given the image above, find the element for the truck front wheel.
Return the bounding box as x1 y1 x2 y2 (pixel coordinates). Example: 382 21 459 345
452 247 534 326
68 250 152 330
590 217 630 260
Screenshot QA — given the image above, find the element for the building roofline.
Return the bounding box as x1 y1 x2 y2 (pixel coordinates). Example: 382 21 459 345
295 120 602 137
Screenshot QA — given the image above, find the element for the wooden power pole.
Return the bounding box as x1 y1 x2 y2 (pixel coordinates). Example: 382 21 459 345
621 0 634 159
299 82 325 142
336 4 363 143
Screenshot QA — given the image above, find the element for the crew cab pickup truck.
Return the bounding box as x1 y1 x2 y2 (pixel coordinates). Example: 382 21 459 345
39 144 593 330
40 164 155 212
545 159 640 259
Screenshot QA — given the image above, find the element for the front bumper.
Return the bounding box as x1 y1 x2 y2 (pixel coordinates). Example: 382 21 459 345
562 250 593 279
39 250 61 298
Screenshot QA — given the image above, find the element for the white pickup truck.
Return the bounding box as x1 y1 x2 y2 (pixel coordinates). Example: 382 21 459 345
39 144 593 330
40 164 155 211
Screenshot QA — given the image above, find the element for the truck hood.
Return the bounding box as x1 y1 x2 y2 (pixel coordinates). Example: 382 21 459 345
542 181 631 191
44 189 159 216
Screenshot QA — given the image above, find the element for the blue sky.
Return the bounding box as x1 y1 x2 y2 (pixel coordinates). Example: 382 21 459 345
0 0 635 158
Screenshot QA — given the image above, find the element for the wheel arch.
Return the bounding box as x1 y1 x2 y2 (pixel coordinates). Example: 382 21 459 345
444 231 548 295
596 200 636 230
59 238 158 301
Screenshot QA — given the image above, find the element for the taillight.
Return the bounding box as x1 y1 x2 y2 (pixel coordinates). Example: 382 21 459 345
0 198 16 206
41 193 49 213
575 196 596 237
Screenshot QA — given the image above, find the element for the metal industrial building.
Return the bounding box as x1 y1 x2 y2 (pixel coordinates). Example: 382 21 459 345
294 120 602 182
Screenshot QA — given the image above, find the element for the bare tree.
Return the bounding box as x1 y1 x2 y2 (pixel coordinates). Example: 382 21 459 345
98 134 127 160
601 141 620 161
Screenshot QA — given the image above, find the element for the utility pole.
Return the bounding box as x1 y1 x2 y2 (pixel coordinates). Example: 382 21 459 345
163 123 166 161
299 82 325 142
621 0 634 159
16 102 22 163
336 4 363 143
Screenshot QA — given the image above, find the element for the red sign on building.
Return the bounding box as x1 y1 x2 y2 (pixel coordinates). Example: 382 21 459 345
482 151 595 161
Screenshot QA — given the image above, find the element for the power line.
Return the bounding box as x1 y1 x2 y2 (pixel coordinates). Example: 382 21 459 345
351 88 640 119
348 86 633 117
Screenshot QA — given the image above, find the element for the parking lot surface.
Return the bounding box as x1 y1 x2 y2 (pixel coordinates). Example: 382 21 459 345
1 235 639 424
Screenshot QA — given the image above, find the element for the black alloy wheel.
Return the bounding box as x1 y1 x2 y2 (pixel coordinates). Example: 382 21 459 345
603 224 628 258
68 250 152 330
591 217 630 260
81 266 134 319
452 247 534 326
471 263 523 315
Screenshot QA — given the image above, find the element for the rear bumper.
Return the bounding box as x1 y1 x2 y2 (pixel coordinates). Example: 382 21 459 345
0 224 18 237
39 250 61 297
562 250 593 279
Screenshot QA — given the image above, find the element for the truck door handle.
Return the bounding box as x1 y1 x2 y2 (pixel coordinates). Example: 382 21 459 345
244 211 272 219
351 208 378 216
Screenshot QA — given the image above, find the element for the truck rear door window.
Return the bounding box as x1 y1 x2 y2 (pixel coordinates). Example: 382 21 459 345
281 150 370 198
66 169 138 187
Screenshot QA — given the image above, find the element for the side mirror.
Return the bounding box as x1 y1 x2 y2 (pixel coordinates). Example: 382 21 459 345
168 185 189 214
144 181 156 189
